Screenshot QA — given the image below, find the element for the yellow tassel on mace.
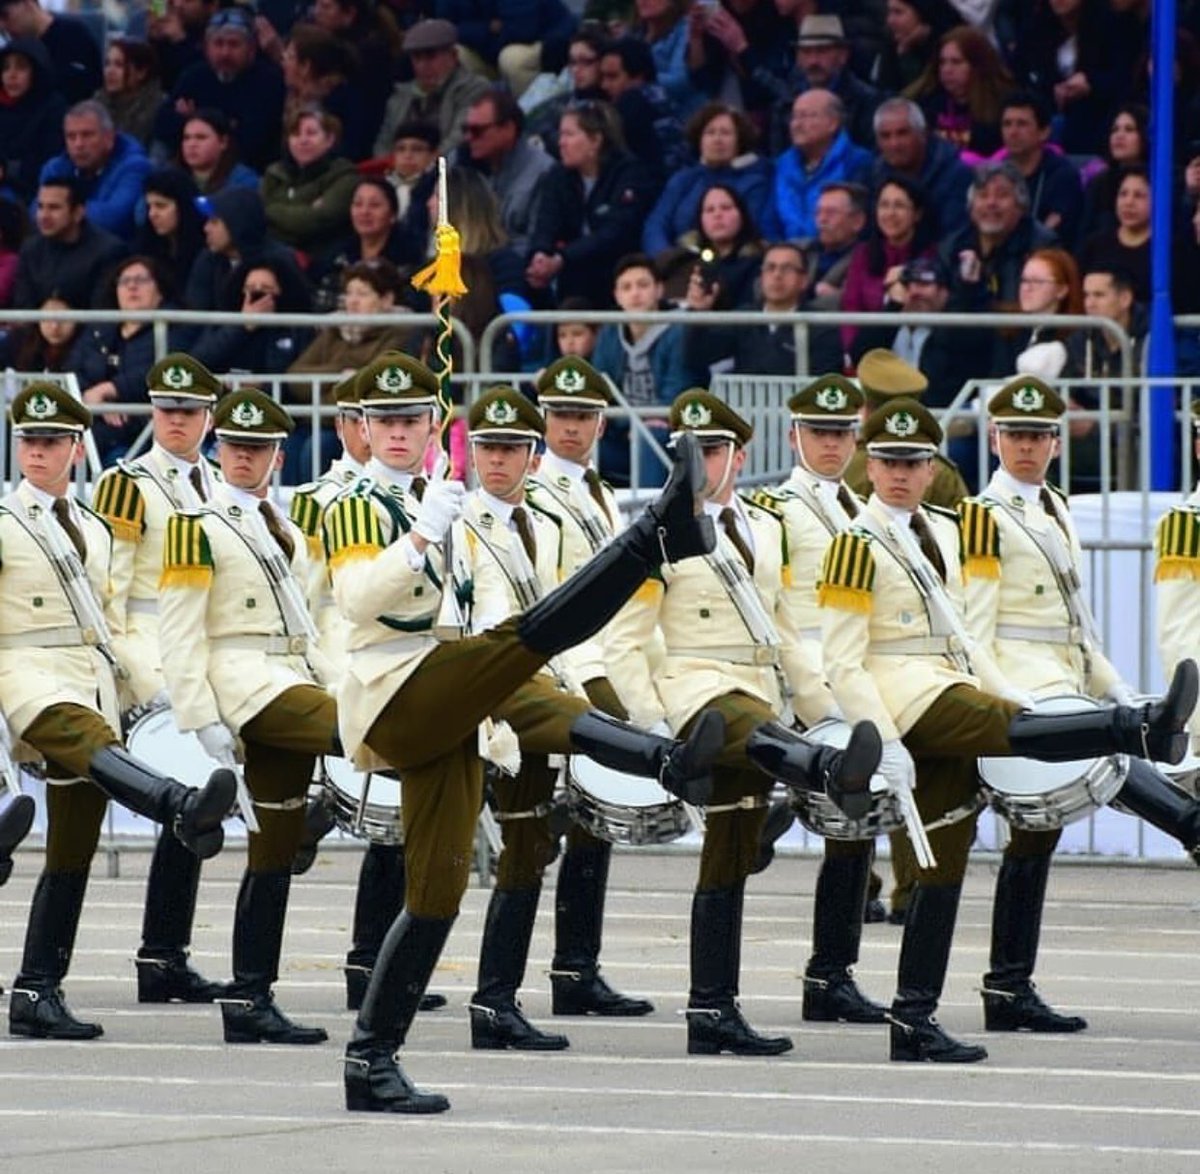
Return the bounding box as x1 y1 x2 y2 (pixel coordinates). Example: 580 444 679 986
411 223 469 298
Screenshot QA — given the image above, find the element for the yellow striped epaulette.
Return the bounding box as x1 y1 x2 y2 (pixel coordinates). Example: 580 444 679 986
289 480 326 549
958 497 1000 580
1155 506 1200 582
817 529 874 613
160 511 213 588
748 485 798 512
323 482 386 569
742 488 786 519
92 463 146 542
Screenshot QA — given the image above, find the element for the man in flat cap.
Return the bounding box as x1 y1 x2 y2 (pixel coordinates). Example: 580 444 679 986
751 372 889 1019
5 381 235 1041
157 387 339 1047
818 395 1199 1063
323 352 719 1112
528 356 659 1019
606 388 883 1057
962 376 1200 1037
461 384 718 1052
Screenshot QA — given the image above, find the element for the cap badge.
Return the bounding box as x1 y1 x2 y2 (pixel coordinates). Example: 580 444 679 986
1013 385 1045 413
681 400 713 428
484 399 519 426
26 393 58 420
376 365 413 394
553 366 586 394
230 399 265 428
814 386 848 411
885 410 918 438
161 364 194 390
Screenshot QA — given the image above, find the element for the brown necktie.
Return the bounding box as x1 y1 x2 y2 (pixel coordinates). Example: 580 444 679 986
1039 487 1070 540
511 506 537 565
259 501 294 561
410 476 427 502
836 484 859 517
188 465 206 502
719 506 755 573
52 498 87 563
583 468 613 525
910 511 946 582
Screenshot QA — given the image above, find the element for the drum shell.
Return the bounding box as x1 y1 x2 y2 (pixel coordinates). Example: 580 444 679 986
322 758 403 845
564 757 691 846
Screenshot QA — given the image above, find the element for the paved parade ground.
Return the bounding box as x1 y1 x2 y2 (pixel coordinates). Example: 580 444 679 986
1 843 1198 1174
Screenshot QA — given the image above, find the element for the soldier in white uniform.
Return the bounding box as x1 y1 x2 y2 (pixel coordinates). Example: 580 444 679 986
4 383 234 1041
92 354 227 1005
606 390 884 1057
158 389 340 1046
323 352 719 1113
462 385 718 1052
818 397 1198 1063
528 357 656 1019
962 376 1200 1034
752 374 887 1026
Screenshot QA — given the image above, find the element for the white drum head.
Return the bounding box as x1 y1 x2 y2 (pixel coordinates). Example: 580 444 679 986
803 719 889 795
126 706 223 787
568 757 676 808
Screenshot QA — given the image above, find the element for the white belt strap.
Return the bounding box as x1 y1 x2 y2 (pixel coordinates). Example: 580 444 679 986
0 625 97 650
869 635 966 657
127 599 159 616
210 634 309 656
668 645 781 667
995 623 1081 646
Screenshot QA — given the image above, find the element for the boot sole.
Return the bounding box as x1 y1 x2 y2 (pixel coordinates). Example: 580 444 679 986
471 1035 570 1051
551 1002 655 1017
345 1092 450 1114
890 1046 988 1062
836 723 883 818
10 1022 103 1040
669 710 725 805
224 1031 329 1044
687 1037 794 1056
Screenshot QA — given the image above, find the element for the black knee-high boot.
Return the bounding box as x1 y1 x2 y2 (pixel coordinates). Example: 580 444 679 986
1112 758 1200 859
551 839 653 1016
981 855 1086 1032
0 794 34 886
136 830 224 1003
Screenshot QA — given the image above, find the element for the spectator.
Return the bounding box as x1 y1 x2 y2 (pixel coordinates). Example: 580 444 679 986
457 89 555 255
97 38 163 147
190 254 315 376
870 96 973 236
591 252 690 487
994 89 1083 247
13 178 126 309
281 23 375 162
285 258 417 477
526 100 655 308
436 0 578 97
373 19 491 158
0 196 27 307
939 160 1056 316
379 121 439 234
0 291 78 369
906 24 1014 157
261 105 358 256
1002 246 1083 380
38 100 152 241
1080 102 1147 241
153 6 286 174
641 100 773 255
765 14 883 152
177 107 259 197
73 254 188 464
803 180 868 310
0 38 66 204
310 176 422 311
185 186 303 311
146 0 217 90
598 36 687 197
871 0 962 94
768 89 872 241
1076 165 1151 306
658 182 764 310
682 238 843 378
634 0 708 119
549 294 599 361
522 25 605 156
0 0 102 105
133 166 205 299
840 174 938 355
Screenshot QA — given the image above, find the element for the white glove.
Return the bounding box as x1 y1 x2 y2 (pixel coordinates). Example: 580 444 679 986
196 722 237 763
411 479 465 543
877 739 917 792
147 689 171 710
1106 680 1138 706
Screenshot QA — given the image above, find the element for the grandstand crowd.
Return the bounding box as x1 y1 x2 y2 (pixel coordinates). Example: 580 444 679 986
0 0 1194 483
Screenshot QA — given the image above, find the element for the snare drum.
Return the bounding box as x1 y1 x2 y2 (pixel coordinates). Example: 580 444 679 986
978 694 1128 831
787 718 904 840
564 757 690 846
126 703 224 786
322 757 403 844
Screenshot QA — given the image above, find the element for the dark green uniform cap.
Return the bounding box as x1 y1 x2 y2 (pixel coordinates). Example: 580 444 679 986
469 386 544 441
861 397 942 458
535 357 614 410
857 348 929 408
669 389 753 446
213 387 294 443
147 353 222 408
11 381 91 435
355 351 441 414
788 373 864 428
987 374 1065 430
333 373 362 415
